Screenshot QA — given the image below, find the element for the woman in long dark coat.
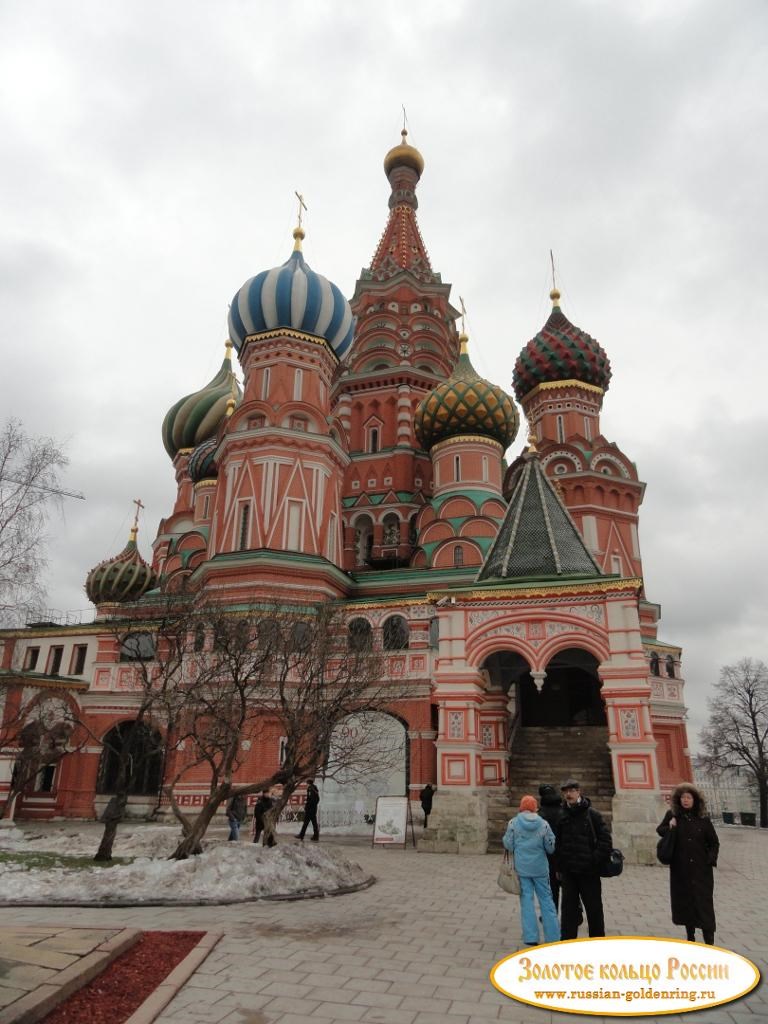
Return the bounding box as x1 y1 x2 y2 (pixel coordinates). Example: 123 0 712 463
657 783 719 944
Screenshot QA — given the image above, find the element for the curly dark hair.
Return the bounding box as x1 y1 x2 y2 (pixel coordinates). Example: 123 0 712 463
671 782 707 817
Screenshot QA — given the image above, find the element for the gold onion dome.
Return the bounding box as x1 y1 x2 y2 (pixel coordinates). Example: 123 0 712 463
161 342 242 459
384 128 425 179
85 527 156 605
414 333 519 451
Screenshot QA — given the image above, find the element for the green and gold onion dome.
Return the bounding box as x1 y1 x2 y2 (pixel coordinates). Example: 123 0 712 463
188 436 218 483
383 128 425 179
162 341 242 460
85 527 156 605
414 333 519 451
512 290 611 401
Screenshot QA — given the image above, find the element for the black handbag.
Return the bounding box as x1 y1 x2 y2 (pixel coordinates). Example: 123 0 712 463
588 809 624 878
657 827 676 865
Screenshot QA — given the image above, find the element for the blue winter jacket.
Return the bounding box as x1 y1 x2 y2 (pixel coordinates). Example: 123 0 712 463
502 811 555 877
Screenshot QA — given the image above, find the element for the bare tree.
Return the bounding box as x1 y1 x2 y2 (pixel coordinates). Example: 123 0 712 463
163 601 400 860
699 658 768 828
90 606 194 861
0 419 70 625
0 688 77 821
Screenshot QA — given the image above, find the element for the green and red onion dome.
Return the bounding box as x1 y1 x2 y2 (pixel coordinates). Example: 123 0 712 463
414 334 519 451
512 290 611 402
162 343 241 460
188 437 218 483
85 529 156 605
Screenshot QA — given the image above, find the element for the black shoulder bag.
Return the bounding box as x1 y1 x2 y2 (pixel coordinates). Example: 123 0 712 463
589 809 624 878
656 825 676 865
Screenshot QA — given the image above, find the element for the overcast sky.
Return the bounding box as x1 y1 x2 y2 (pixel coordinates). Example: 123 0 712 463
1 1 766 751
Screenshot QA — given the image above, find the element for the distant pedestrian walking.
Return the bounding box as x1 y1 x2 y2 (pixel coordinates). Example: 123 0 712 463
253 790 275 847
420 783 435 828
503 795 560 946
226 792 247 841
297 779 320 841
657 782 719 945
554 779 612 939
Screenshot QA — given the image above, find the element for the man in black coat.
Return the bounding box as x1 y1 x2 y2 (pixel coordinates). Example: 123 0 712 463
420 783 435 828
554 779 613 939
297 779 320 841
538 783 564 910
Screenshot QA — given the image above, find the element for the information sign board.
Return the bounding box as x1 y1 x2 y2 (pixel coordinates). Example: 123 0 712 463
372 795 415 847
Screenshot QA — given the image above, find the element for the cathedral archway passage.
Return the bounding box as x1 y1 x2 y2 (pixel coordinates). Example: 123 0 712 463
318 712 407 828
482 650 532 727
520 648 606 728
96 721 164 797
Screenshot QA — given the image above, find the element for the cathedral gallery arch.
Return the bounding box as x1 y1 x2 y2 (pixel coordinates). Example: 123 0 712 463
318 711 408 827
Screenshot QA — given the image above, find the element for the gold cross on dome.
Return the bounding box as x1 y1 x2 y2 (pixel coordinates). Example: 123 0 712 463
132 497 145 530
459 295 467 334
295 191 308 228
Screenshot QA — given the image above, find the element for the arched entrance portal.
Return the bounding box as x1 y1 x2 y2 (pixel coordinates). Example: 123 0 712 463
318 712 407 827
520 648 606 727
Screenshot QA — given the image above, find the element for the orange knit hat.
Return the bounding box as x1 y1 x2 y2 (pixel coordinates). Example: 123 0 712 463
519 795 538 812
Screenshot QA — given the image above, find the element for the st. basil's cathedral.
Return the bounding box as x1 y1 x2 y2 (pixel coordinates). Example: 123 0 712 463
0 132 692 860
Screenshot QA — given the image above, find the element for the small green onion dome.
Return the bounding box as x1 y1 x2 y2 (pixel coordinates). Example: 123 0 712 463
162 342 241 460
513 290 611 401
188 437 218 483
85 528 156 605
414 334 518 451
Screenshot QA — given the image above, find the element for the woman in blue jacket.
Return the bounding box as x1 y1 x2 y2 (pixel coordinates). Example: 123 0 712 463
503 795 560 945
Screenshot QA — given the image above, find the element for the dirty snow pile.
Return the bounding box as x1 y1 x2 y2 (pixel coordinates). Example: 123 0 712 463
0 828 371 904
0 824 182 858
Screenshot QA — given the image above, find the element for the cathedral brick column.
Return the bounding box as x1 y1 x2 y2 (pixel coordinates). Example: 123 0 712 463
600 594 667 863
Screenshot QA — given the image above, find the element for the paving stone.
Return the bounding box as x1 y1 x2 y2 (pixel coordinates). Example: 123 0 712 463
1 825 765 1024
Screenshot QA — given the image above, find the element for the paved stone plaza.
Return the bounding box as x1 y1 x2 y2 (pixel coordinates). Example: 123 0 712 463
4 825 767 1024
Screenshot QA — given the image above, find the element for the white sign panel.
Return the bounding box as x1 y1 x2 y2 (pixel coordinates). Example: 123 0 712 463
373 796 409 845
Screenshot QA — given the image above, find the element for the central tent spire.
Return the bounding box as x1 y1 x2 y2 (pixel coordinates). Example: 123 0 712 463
368 127 436 283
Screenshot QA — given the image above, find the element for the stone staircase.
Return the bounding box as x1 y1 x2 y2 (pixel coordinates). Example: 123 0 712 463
487 726 615 851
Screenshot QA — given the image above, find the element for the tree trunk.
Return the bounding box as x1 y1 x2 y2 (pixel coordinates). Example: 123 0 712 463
759 779 768 829
169 793 226 859
94 793 128 862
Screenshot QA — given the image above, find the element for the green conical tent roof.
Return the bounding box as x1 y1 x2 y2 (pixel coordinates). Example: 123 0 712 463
478 450 601 581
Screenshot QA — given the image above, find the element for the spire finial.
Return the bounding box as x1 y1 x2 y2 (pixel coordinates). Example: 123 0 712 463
293 191 307 251
224 339 233 361
549 249 561 305
130 497 145 541
458 296 469 353
226 374 238 417
526 429 538 455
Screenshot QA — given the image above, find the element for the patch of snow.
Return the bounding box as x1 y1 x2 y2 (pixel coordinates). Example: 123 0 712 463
0 842 370 904
0 822 374 903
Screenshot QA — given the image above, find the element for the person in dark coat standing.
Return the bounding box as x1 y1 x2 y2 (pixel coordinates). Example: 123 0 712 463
537 784 563 911
420 783 435 828
226 792 247 841
554 779 613 939
657 782 719 945
297 779 320 841
252 790 275 847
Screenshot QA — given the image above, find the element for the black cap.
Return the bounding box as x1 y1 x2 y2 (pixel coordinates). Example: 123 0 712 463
539 783 556 797
560 778 580 791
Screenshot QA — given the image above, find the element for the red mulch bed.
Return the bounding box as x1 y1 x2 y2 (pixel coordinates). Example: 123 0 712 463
42 930 205 1024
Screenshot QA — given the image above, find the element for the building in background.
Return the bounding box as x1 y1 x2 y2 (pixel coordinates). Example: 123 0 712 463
0 132 692 859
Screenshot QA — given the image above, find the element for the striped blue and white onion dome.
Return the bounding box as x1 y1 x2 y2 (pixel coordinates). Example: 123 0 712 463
227 228 354 360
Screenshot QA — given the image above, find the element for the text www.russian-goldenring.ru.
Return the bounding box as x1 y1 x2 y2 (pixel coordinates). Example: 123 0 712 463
533 989 717 1004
